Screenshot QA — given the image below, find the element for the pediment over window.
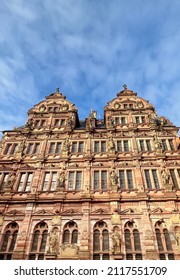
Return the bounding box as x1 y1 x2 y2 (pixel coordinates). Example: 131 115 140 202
33 209 54 215
6 209 25 216
61 209 81 215
91 208 110 215
119 208 134 214
149 207 163 214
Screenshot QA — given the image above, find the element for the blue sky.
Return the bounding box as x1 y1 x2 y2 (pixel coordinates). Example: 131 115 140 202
0 0 180 132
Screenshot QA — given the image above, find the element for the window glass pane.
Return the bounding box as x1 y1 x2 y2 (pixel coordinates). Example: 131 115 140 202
125 229 132 252
55 143 62 153
13 144 19 154
155 229 164 252
31 230 40 252
152 170 160 189
162 140 167 150
25 173 33 191
102 230 109 251
72 143 77 153
146 140 151 151
94 142 99 153
124 141 129 151
34 143 40 154
40 230 48 251
127 170 133 190
63 230 70 243
145 170 152 190
119 171 125 189
76 172 82 190
51 172 57 191
18 173 26 192
42 173 50 191
101 142 106 152
5 144 12 155
93 230 100 252
49 143 55 154
102 254 109 260
163 229 172 251
133 229 141 251
78 142 84 153
169 140 174 150
117 141 122 152
170 170 179 189
101 171 107 190
69 172 74 190
94 171 99 190
72 230 78 244
139 140 145 151
1 231 11 252
9 231 18 251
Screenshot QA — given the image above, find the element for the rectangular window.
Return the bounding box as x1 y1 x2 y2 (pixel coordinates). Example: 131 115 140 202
169 170 179 189
144 170 152 190
124 141 129 151
68 171 82 190
18 173 33 192
94 141 106 152
117 141 130 152
138 140 152 151
119 170 134 190
34 120 46 127
146 140 152 151
135 116 145 124
162 140 168 150
42 172 57 191
168 140 174 150
71 142 84 153
26 143 40 155
117 141 122 152
144 169 160 190
93 171 107 190
0 173 9 191
4 143 19 155
114 117 126 124
49 142 62 154
139 140 145 151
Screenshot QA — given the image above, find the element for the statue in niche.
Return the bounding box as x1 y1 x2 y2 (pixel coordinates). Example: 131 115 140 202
153 136 163 153
48 229 59 255
66 115 74 129
175 231 180 247
112 228 121 254
5 172 16 190
161 169 170 185
110 170 118 190
108 137 115 152
107 115 115 129
62 138 70 155
57 171 65 189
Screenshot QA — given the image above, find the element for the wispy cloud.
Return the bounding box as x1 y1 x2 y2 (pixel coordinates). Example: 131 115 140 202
0 0 180 132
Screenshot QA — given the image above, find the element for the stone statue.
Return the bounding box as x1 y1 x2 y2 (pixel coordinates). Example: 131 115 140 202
5 172 16 190
62 138 70 155
161 169 170 185
48 230 59 255
58 171 65 188
110 170 118 190
154 136 163 153
108 137 115 152
107 116 115 129
175 231 180 247
123 84 127 90
112 229 121 254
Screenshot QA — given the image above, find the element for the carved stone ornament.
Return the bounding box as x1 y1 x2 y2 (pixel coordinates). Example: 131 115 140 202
52 216 61 226
59 244 79 258
111 213 121 225
137 101 144 108
39 105 46 112
47 229 59 255
114 102 120 109
112 228 121 254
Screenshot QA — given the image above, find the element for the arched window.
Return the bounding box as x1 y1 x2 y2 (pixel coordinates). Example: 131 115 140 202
93 221 109 260
0 222 19 260
124 221 142 260
155 221 174 260
29 222 48 260
62 221 78 244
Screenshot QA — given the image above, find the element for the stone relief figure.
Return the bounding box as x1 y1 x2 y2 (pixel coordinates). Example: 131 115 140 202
66 115 75 130
5 172 16 190
161 169 170 185
153 136 163 153
175 231 180 247
62 138 70 155
108 137 115 152
112 228 121 254
57 171 65 188
107 116 115 129
110 170 118 190
48 229 59 255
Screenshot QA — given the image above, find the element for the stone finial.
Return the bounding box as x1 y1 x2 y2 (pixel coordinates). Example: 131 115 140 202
56 88 60 93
